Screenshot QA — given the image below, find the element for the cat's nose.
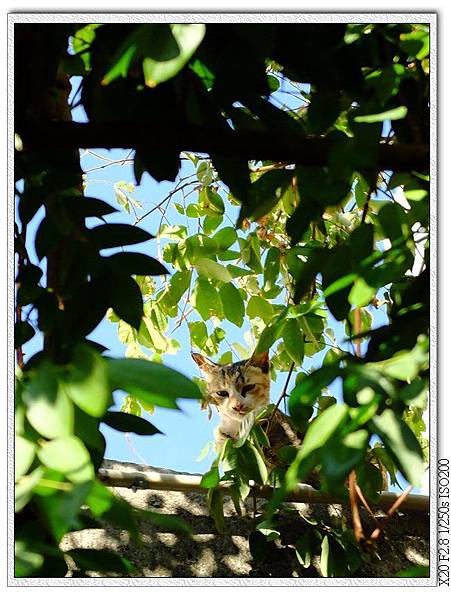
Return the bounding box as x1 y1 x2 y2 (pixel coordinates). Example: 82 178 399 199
232 402 243 412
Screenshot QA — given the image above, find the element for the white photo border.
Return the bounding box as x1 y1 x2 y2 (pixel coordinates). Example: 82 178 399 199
7 11 437 588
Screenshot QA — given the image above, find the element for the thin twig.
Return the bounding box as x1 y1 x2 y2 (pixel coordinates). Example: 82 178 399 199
369 484 414 542
355 482 378 524
125 432 148 466
265 361 295 435
348 470 366 544
134 180 198 225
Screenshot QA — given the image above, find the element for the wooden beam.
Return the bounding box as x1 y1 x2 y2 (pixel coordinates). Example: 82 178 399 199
98 467 429 513
18 121 430 171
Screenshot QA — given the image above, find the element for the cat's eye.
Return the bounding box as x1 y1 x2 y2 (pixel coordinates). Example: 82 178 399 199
242 384 255 396
216 390 229 397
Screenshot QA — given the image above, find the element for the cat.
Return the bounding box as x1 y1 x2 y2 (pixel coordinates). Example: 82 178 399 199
191 351 270 447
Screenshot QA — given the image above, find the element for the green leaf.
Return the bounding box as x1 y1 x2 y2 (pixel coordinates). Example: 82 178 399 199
15 436 36 480
107 358 202 408
102 28 141 85
38 481 93 542
84 480 115 516
289 364 341 407
348 277 375 307
263 247 280 289
190 277 222 320
62 344 112 418
284 404 348 493
194 257 232 282
200 188 225 215
67 549 134 575
320 534 351 577
16 263 43 306
370 345 428 381
78 483 137 543
88 223 153 249
227 442 268 485
37 436 94 483
102 411 162 436
255 309 287 354
200 465 220 489
211 155 251 205
203 214 223 234
400 30 429 60
321 430 369 486
307 91 342 135
267 74 280 92
142 24 206 87
247 295 274 324
208 487 225 533
395 565 430 578
15 466 44 511
23 362 74 439
356 460 384 502
282 319 305 365
320 535 330 577
213 227 238 250
370 409 424 486
158 224 188 239
256 520 280 541
109 273 144 330
295 532 314 568
218 283 245 327
377 202 405 243
354 106 408 123
299 404 348 462
15 541 44 577
106 252 169 276
239 170 292 222
197 161 213 185
186 234 218 260
60 195 119 218
189 320 209 350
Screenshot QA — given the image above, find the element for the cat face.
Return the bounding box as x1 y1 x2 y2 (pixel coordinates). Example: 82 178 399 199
192 351 270 419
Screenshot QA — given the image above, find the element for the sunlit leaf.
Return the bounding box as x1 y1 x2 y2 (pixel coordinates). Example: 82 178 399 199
219 283 245 327
194 257 232 282
62 344 112 418
37 436 94 484
15 436 36 480
23 362 74 440
142 24 206 87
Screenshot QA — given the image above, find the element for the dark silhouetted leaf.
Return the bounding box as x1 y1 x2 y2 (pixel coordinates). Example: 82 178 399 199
15 321 35 348
102 411 162 435
68 549 135 575
105 252 169 275
87 223 153 249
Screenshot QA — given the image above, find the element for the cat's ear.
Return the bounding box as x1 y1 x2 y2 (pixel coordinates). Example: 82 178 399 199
191 352 218 374
248 351 269 373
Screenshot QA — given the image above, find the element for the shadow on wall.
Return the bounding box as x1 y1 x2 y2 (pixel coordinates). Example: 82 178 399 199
61 460 430 578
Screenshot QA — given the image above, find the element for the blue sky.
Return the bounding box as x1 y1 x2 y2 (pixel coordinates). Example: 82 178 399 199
17 74 394 480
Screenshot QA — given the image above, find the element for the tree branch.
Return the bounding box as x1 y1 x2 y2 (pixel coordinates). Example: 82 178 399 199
19 121 430 171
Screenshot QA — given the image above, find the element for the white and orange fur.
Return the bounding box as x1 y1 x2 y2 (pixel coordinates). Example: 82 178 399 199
192 351 270 447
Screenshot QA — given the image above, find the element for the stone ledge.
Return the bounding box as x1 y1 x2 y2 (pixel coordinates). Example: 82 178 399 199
61 460 430 578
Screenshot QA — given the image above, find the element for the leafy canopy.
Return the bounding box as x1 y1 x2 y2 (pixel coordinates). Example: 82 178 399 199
14 22 429 578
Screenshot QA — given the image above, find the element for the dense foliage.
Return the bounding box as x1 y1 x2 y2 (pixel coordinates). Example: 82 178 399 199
14 22 430 577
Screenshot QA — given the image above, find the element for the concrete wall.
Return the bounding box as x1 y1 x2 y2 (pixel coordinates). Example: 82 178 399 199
61 460 430 579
